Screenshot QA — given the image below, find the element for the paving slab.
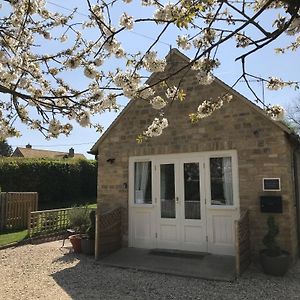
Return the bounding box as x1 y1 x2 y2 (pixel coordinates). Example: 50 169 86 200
100 248 236 281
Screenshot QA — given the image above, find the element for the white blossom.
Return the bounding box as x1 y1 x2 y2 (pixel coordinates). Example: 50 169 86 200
84 65 97 79
235 33 251 48
39 8 50 19
60 35 68 42
144 117 169 137
196 72 214 85
165 86 178 99
113 71 141 98
138 85 155 99
91 4 104 20
265 105 285 121
48 119 61 137
267 77 285 90
176 35 191 50
0 51 8 64
191 58 220 72
114 47 125 58
77 111 91 127
0 0 298 140
65 57 81 69
104 39 123 56
120 13 134 30
56 87 67 96
141 0 154 6
93 93 116 112
43 32 51 40
144 51 166 72
150 96 167 110
94 57 103 66
190 94 232 122
154 4 177 22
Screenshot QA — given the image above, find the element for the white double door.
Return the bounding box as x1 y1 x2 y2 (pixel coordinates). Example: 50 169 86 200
155 158 207 252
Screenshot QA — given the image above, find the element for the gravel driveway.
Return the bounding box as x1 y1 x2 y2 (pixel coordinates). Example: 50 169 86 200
1 241 300 300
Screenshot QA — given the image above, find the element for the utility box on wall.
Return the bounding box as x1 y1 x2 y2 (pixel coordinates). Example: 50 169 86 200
260 196 283 213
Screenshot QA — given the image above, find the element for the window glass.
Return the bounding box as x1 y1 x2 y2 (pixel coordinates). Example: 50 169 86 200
184 162 200 219
134 161 152 204
210 157 233 205
160 164 175 218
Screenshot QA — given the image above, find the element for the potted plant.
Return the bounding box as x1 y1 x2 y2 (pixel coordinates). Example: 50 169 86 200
260 215 290 276
81 210 96 255
68 206 90 253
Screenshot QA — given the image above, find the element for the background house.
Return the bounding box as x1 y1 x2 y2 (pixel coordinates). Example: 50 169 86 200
90 49 300 262
12 144 85 159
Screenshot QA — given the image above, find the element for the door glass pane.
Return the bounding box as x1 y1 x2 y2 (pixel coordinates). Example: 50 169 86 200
160 164 175 218
210 157 233 205
184 163 200 219
134 161 152 204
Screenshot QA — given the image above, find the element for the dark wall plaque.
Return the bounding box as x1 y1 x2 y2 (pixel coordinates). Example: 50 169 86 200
260 196 282 213
263 178 281 191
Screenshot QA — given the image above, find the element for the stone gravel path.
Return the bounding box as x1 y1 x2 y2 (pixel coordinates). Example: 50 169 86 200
1 241 300 300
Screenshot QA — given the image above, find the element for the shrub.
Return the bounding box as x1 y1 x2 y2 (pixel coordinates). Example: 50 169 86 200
86 210 96 239
68 206 91 233
0 158 97 209
262 216 281 256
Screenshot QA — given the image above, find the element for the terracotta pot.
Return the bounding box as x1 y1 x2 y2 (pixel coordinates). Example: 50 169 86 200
260 250 290 276
69 234 82 253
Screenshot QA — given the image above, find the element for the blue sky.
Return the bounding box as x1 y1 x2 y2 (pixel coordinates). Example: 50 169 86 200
5 1 300 159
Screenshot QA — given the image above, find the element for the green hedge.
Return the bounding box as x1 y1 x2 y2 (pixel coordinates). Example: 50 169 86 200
0 158 97 209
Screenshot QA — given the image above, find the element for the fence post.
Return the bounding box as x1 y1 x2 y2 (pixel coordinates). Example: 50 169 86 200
0 193 2 231
28 208 32 238
0 193 6 231
95 206 100 259
235 219 240 276
235 209 251 277
34 193 38 211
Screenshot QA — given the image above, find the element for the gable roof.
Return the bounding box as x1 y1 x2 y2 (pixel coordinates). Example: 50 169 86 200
89 48 294 155
12 147 85 159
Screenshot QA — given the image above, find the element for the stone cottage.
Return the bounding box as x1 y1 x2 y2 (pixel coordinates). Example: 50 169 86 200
90 49 300 262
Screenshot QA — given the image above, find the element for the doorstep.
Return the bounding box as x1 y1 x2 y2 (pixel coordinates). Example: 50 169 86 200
100 247 236 281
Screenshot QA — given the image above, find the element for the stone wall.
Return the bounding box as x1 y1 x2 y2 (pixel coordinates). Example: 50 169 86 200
95 50 298 259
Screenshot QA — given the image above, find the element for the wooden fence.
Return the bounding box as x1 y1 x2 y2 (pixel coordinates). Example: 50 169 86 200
28 208 72 238
28 206 122 254
98 207 122 256
0 192 38 231
28 207 96 242
235 209 251 276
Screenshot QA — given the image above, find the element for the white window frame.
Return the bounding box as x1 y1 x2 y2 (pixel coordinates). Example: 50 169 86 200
262 178 281 192
129 157 154 208
206 150 239 210
129 150 239 210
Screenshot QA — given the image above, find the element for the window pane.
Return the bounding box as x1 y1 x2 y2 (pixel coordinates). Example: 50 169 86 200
184 163 200 219
210 157 233 205
134 161 152 204
160 164 175 218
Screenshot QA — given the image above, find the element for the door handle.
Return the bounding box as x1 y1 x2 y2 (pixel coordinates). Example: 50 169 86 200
176 197 179 204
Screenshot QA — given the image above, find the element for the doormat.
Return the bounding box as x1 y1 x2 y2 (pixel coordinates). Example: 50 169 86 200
149 249 206 259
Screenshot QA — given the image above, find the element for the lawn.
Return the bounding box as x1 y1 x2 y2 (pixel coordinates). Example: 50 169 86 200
0 229 28 247
88 203 97 209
